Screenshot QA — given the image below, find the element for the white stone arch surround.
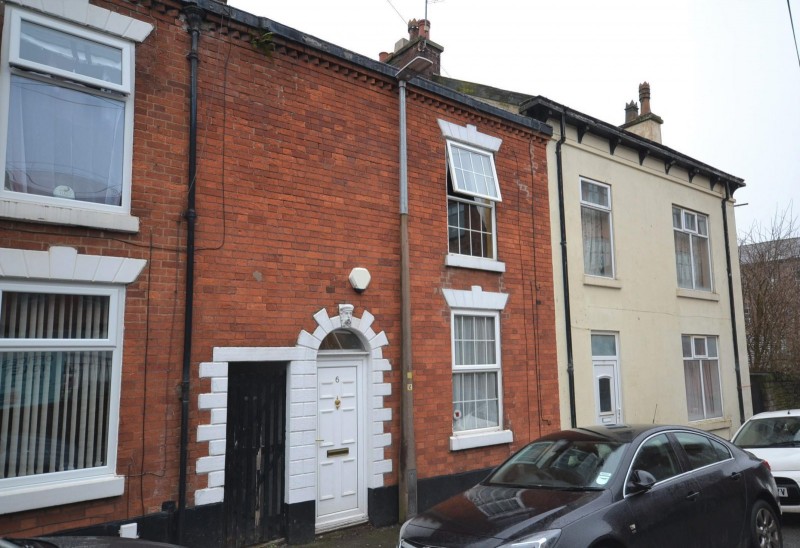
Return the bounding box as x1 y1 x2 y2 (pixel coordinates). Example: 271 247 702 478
194 306 393 508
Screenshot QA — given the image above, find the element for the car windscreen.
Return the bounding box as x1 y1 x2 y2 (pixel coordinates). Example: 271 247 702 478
487 439 628 489
733 416 800 448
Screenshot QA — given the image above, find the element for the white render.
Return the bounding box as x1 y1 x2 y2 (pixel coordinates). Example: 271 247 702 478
195 306 393 507
545 121 752 437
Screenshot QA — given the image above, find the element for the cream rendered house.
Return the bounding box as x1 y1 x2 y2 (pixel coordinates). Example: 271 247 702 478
520 85 752 437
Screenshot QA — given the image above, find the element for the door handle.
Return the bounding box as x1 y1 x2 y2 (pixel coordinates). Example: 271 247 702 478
686 491 700 502
730 472 742 481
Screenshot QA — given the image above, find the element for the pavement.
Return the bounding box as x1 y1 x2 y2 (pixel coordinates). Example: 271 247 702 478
262 523 401 547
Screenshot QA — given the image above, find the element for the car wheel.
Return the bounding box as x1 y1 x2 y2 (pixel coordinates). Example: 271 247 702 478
750 500 782 548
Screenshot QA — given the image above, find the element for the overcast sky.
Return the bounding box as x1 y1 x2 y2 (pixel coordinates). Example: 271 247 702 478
228 0 800 239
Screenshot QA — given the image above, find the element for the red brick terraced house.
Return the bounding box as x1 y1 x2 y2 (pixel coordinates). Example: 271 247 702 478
0 0 558 545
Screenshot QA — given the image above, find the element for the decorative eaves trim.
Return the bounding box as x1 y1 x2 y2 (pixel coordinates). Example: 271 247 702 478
6 0 154 42
0 246 146 284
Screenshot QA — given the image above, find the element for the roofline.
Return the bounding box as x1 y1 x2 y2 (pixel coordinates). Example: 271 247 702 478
521 95 744 193
185 0 552 137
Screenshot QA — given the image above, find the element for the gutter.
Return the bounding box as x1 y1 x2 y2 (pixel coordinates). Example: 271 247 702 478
178 5 203 544
555 113 577 428
721 182 746 424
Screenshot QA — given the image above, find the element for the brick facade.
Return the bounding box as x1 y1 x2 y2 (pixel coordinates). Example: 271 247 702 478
0 0 557 544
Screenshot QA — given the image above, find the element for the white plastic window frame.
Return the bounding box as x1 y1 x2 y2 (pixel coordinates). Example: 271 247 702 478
682 334 723 422
0 279 126 514
672 205 713 292
580 178 616 278
446 141 502 202
451 310 502 433
0 5 138 231
439 120 505 273
443 286 512 450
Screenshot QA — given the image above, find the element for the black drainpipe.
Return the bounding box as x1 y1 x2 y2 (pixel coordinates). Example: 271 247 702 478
178 5 203 545
555 112 577 428
721 181 746 424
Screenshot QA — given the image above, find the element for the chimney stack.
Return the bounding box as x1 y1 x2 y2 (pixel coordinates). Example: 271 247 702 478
620 82 663 143
379 18 442 78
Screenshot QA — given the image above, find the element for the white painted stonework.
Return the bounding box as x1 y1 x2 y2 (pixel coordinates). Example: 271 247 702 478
194 307 393 510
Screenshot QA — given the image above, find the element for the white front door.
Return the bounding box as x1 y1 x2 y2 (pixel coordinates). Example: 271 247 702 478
594 360 621 425
316 359 365 530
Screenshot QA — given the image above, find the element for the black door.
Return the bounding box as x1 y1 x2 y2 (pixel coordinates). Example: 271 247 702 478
224 362 287 547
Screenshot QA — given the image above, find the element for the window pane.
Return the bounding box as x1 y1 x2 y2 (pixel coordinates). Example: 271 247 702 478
447 198 493 259
682 335 692 357
20 20 123 86
674 231 692 288
449 143 500 201
6 75 125 206
0 350 112 479
581 206 613 277
684 360 704 421
693 337 707 357
702 360 722 418
581 181 609 208
598 377 612 413
672 207 681 228
691 234 711 290
1 292 110 339
632 434 680 483
591 334 616 357
683 211 696 232
453 371 499 432
707 337 718 358
697 215 708 236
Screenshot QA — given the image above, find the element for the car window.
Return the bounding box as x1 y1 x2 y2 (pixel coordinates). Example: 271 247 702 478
488 439 627 489
733 416 800 448
673 432 725 469
630 433 680 482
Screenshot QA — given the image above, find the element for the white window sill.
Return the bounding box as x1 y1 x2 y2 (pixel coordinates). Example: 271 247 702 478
0 199 139 233
583 275 622 289
450 429 513 451
445 254 506 273
689 417 733 434
0 474 124 514
676 288 720 301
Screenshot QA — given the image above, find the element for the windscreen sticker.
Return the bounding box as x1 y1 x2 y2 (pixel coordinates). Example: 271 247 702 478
596 472 612 485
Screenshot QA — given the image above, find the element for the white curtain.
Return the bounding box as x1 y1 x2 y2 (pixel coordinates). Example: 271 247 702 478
6 75 125 205
0 292 111 479
582 206 612 276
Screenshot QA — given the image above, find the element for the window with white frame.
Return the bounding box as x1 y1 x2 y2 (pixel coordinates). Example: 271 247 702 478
673 206 712 291
682 335 722 421
580 179 614 277
438 120 504 271
452 312 501 434
0 4 145 231
447 142 501 260
443 285 511 450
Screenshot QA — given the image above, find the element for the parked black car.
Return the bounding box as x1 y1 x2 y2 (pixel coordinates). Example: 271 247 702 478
399 425 782 548
0 538 185 548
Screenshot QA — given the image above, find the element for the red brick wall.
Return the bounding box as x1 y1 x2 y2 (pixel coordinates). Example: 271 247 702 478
0 0 557 536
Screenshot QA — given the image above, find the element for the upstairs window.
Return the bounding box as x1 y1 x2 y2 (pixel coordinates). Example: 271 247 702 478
673 206 712 291
0 5 138 228
580 179 615 277
442 129 502 266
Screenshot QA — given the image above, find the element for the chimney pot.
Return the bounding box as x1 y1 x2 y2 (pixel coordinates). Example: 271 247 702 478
639 81 651 115
408 19 420 41
379 52 390 63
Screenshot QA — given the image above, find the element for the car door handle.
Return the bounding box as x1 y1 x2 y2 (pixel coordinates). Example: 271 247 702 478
686 491 700 501
730 472 742 481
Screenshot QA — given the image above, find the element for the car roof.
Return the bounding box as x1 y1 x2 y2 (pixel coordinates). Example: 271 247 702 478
543 424 706 443
745 409 800 420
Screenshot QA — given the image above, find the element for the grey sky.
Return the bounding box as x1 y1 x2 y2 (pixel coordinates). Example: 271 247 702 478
228 0 800 238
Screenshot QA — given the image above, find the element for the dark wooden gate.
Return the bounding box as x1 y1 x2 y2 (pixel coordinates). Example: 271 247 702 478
225 363 287 547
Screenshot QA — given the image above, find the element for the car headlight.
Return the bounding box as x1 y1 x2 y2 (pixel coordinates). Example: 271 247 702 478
498 529 561 548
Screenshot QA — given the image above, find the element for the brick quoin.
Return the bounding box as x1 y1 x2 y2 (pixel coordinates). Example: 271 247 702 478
0 0 557 539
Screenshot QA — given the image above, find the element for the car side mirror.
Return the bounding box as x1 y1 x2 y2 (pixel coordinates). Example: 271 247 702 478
627 469 657 495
